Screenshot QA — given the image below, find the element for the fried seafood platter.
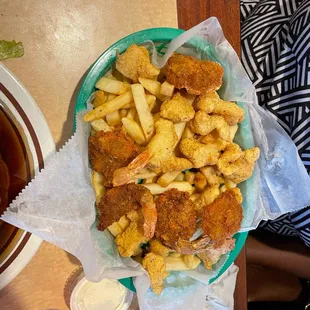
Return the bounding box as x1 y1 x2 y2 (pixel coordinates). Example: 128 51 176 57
83 44 260 294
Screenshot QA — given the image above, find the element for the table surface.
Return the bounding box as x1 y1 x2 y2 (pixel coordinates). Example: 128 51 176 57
0 1 246 309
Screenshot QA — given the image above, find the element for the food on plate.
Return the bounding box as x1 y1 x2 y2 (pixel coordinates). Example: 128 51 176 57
180 138 220 168
116 44 160 82
155 189 197 250
142 253 168 294
202 189 243 248
189 110 230 141
165 253 201 270
194 91 244 125
160 157 193 173
165 54 224 95
160 93 195 123
97 183 157 239
89 130 140 187
147 118 178 171
85 44 260 294
197 238 235 270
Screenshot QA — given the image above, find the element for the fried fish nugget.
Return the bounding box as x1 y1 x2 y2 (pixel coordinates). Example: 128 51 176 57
202 189 243 248
155 189 197 249
116 44 160 82
142 253 168 294
213 101 244 125
180 138 220 168
190 111 230 141
225 148 260 184
160 93 195 123
147 118 178 170
194 92 244 125
193 91 220 113
166 54 224 95
161 157 193 173
201 130 228 151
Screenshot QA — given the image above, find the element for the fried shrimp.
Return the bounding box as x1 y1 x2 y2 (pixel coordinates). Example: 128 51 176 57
202 189 243 248
97 183 157 238
89 130 140 187
155 189 197 249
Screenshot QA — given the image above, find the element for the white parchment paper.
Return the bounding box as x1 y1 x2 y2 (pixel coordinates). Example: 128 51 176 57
2 17 310 309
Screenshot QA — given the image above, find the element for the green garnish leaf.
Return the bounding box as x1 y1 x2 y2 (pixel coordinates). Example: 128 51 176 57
0 40 24 60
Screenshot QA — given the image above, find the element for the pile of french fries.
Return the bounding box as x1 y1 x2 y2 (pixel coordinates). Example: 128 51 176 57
84 44 259 295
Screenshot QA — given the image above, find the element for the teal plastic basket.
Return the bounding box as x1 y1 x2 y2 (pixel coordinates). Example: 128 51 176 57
75 28 249 292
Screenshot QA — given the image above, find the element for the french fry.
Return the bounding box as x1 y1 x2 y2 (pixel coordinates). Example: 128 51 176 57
200 166 219 186
112 68 124 81
157 171 181 187
95 77 130 95
160 81 175 97
175 173 185 181
118 216 130 231
106 93 117 102
126 107 137 120
131 84 154 141
122 102 135 109
120 109 128 118
133 170 158 179
108 222 123 237
141 181 193 195
165 254 200 271
106 110 121 126
93 90 106 108
225 179 237 189
90 118 112 132
194 172 207 192
144 178 154 184
174 122 187 144
91 171 106 204
138 78 167 101
146 94 157 111
182 123 195 139
185 171 195 184
84 91 133 122
121 117 147 145
104 69 116 80
189 193 201 202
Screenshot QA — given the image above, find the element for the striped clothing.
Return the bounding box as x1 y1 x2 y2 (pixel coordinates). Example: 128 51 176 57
241 0 310 246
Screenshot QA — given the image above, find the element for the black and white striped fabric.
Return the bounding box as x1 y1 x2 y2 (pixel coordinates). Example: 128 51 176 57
241 0 310 246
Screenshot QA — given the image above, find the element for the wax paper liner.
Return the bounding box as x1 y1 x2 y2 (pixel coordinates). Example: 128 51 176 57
2 17 310 310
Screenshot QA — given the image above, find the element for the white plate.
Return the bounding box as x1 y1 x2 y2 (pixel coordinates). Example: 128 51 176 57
0 63 55 290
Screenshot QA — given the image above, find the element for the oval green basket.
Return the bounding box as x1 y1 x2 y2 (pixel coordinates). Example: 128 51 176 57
75 27 249 292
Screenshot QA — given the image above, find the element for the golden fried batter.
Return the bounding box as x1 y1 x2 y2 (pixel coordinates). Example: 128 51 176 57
147 118 178 171
194 91 244 125
115 210 147 257
197 238 235 270
160 93 195 123
202 189 243 248
155 189 197 249
161 156 193 173
165 54 224 95
116 44 160 82
89 130 140 187
142 253 169 294
189 110 230 141
97 183 155 233
180 138 220 168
